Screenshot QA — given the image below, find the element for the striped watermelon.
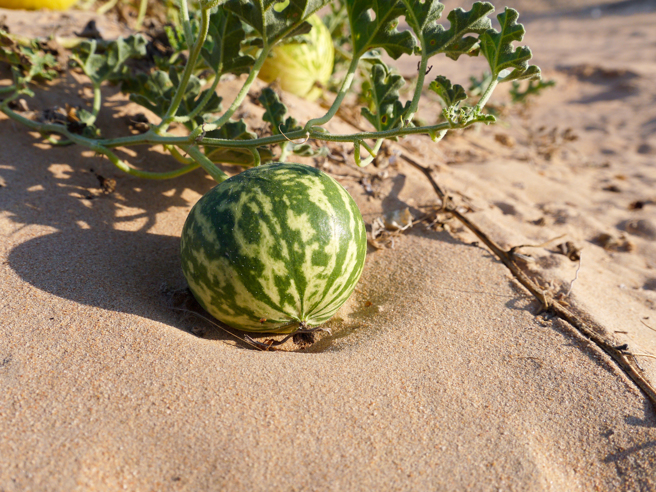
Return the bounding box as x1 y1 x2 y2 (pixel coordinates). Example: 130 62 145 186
180 163 367 333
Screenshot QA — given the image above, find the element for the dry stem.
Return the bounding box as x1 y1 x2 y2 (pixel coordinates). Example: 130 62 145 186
400 152 656 408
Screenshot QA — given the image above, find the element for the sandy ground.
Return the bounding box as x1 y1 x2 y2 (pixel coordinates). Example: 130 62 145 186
1 1 656 490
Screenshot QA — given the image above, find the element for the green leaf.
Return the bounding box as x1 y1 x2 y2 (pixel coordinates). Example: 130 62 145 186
346 0 416 59
360 64 409 131
123 66 222 128
75 108 97 126
500 64 541 83
224 0 331 47
402 1 493 59
164 23 187 53
509 76 554 104
258 87 301 134
429 75 466 108
400 0 444 45
202 10 255 75
25 51 58 81
124 70 174 117
431 2 493 59
108 35 148 78
74 35 148 85
480 8 532 78
0 30 58 86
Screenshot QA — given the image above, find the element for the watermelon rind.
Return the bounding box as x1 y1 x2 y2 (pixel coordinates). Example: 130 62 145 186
180 163 367 333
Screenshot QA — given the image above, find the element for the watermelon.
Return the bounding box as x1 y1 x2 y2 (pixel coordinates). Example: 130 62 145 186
180 163 367 333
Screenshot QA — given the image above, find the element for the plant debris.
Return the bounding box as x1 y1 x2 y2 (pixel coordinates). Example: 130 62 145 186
556 241 581 261
368 208 414 250
594 233 635 252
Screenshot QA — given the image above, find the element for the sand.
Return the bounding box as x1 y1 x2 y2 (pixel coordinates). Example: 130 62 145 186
1 2 656 490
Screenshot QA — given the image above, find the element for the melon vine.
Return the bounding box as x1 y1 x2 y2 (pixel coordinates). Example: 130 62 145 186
0 0 542 338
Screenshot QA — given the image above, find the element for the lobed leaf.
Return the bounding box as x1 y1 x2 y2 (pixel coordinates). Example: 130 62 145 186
500 64 541 83
509 76 554 104
258 87 301 135
75 35 148 85
123 66 222 128
124 70 173 117
202 9 255 76
403 1 493 59
429 75 466 108
479 8 532 77
0 30 58 86
361 64 410 131
224 0 331 47
345 0 416 59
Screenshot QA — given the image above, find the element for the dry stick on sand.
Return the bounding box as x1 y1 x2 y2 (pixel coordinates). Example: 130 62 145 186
641 319 656 333
399 153 656 408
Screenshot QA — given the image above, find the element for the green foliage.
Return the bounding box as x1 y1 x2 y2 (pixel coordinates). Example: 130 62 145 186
258 87 301 135
479 8 538 80
346 0 416 59
429 75 466 108
224 0 331 47
122 66 222 128
403 0 493 59
361 64 410 131
202 9 254 76
442 105 495 127
0 29 58 93
0 0 542 179
73 35 148 85
510 78 556 104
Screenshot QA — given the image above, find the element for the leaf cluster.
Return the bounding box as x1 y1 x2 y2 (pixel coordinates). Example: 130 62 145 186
0 30 59 94
73 35 148 85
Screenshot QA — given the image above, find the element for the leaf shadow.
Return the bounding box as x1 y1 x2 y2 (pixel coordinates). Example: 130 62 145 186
603 441 656 464
0 79 256 343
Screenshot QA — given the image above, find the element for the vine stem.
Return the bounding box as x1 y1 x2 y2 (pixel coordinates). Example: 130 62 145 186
303 54 361 132
278 142 291 163
166 144 195 165
135 0 148 31
174 73 220 124
202 45 272 133
0 99 201 179
182 144 229 183
67 52 103 125
156 7 211 132
0 94 466 149
356 138 384 167
91 83 102 120
100 146 201 179
178 0 194 50
476 77 499 112
403 55 429 126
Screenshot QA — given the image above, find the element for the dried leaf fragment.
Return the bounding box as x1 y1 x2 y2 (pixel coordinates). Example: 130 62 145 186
368 208 414 249
594 233 634 252
556 241 581 261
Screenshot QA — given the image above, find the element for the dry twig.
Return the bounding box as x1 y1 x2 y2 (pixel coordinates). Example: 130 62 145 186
399 152 656 407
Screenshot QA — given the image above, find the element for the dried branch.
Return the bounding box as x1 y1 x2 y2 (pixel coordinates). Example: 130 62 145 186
400 152 656 408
